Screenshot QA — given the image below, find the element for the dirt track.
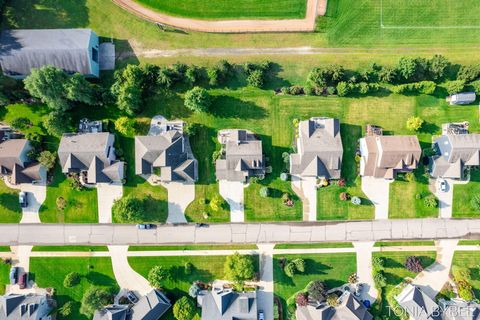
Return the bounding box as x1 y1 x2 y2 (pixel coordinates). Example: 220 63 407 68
112 0 322 33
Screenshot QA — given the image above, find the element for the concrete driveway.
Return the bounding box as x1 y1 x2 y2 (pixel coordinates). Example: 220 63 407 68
433 178 467 218
361 177 392 219
353 241 378 303
219 180 244 222
257 244 274 320
97 183 123 223
163 182 194 223
108 245 152 301
20 183 46 224
291 175 317 221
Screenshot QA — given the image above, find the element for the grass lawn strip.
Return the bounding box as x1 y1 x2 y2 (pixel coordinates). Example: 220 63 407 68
274 242 353 249
0 179 21 223
30 257 118 320
374 241 435 247
32 246 109 252
0 262 9 295
452 169 480 218
273 253 356 319
129 244 257 251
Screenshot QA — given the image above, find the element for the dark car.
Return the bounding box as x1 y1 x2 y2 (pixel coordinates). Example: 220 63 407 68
195 223 209 228
9 267 17 285
18 272 27 289
126 291 139 304
258 310 265 320
136 224 154 230
19 192 28 208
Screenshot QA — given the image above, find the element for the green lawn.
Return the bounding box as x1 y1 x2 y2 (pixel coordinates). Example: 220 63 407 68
374 241 435 247
371 251 436 318
0 247 10 252
0 262 10 295
134 0 306 20
458 240 480 246
388 168 438 219
129 244 257 251
273 253 356 319
452 251 480 298
0 179 21 223
30 257 118 320
129 254 259 319
40 166 99 223
274 242 353 249
32 246 109 252
452 169 480 218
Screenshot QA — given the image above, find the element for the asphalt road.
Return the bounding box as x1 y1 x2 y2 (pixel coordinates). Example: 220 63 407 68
1 219 479 245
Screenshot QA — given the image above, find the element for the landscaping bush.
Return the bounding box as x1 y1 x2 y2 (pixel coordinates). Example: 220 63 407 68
37 150 56 171
457 65 480 83
339 192 350 201
56 197 67 211
392 81 436 95
10 117 31 130
284 262 297 278
209 195 223 211
114 117 136 136
184 262 193 275
280 173 289 181
148 266 171 289
173 296 197 320
372 257 385 272
373 272 387 288
348 273 358 284
259 187 269 198
246 69 264 88
224 252 255 283
292 258 305 273
307 280 327 302
404 256 424 273
189 282 202 298
424 195 438 208
63 272 81 288
351 196 361 205
326 294 339 307
404 172 416 183
58 301 74 317
445 80 465 94
471 195 480 211
296 292 308 306
336 81 349 97
337 179 346 187
184 87 211 112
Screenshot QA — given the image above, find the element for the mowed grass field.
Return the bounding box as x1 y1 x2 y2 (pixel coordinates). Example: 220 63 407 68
134 0 307 20
453 169 480 218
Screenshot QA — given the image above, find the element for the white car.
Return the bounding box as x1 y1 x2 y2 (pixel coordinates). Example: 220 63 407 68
438 179 447 192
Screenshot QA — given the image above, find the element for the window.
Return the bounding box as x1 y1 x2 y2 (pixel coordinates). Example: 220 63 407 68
92 47 99 63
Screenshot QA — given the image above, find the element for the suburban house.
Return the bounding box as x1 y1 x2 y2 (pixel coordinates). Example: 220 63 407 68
0 28 100 78
0 293 55 320
0 139 46 185
359 134 422 179
296 290 373 320
395 284 441 320
446 92 476 105
135 120 198 183
216 129 265 182
290 117 343 180
197 287 258 320
58 132 124 184
439 298 480 320
94 290 171 320
430 132 480 179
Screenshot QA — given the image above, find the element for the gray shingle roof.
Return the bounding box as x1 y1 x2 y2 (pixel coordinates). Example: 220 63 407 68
216 129 265 182
0 293 54 320
396 285 441 320
290 118 343 179
0 139 45 184
199 288 257 320
130 289 171 320
440 299 480 320
93 305 129 320
0 29 97 77
135 129 197 183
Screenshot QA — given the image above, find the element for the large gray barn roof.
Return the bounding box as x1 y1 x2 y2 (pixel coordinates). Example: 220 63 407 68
0 29 95 76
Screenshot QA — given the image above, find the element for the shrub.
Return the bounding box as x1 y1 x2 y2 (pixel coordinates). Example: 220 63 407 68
415 193 422 200
337 179 346 187
336 81 349 97
457 281 474 301
10 117 31 130
114 117 136 136
184 87 211 112
148 266 170 289
58 301 74 317
307 280 327 302
406 116 424 131
404 256 424 273
259 187 269 198
37 150 56 171
404 172 415 182
351 196 361 205
373 272 387 288
63 272 81 288
56 197 67 211
326 294 339 307
284 262 296 278
457 65 480 82
224 252 255 283
292 258 305 273
280 173 288 181
189 282 201 298
44 111 71 137
184 262 193 275
282 193 291 203
470 80 480 94
246 69 264 88
445 80 465 94
372 257 385 272
173 296 196 320
348 273 358 284
392 81 436 95
339 192 349 201
471 195 480 211
296 292 308 306
209 195 223 211
424 195 438 208
451 265 472 283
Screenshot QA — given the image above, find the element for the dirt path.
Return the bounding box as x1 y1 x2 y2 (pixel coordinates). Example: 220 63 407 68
112 0 322 33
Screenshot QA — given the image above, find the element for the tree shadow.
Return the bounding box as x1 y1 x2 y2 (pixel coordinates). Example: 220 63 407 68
383 257 404 268
86 271 117 287
419 121 440 135
263 62 291 90
0 193 20 212
340 123 362 183
384 271 404 285
189 125 218 184
209 96 267 120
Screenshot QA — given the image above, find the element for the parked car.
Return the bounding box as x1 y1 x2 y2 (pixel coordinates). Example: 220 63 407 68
258 310 265 320
18 272 27 289
19 192 27 208
126 291 139 304
136 224 154 230
9 267 17 285
438 179 448 192
195 223 209 228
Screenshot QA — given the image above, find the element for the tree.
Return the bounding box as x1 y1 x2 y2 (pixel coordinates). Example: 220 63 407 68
184 87 211 112
148 266 170 289
296 292 308 306
246 69 264 88
63 272 81 288
336 81 349 97
114 116 136 136
292 258 305 273
396 57 417 81
111 64 145 115
373 272 387 288
24 65 70 111
173 296 196 320
112 195 145 223
43 111 71 137
80 286 112 316
209 195 223 211
307 280 327 302
185 65 201 85
428 55 450 81
457 65 480 82
471 195 480 211
372 257 385 272
189 282 202 298
446 80 465 94
37 150 56 171
404 256 423 273
65 73 97 105
424 195 438 208
224 252 255 283
58 301 74 317
406 116 424 131
284 262 296 278
259 186 269 198
185 262 193 275
10 117 31 130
